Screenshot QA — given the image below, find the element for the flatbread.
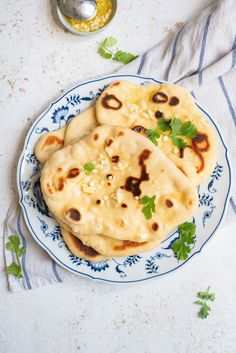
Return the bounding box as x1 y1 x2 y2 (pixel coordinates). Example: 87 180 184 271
57 217 159 257
60 227 108 261
96 81 217 185
64 107 97 146
70 231 159 257
35 126 66 165
41 125 198 243
35 107 97 164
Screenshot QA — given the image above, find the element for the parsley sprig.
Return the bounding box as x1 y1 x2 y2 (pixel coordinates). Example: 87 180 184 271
98 36 138 64
171 222 196 260
194 286 215 319
6 235 26 278
140 195 156 220
83 162 95 175
145 117 197 149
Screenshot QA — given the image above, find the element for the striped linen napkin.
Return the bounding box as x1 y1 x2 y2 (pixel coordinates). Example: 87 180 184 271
4 0 236 291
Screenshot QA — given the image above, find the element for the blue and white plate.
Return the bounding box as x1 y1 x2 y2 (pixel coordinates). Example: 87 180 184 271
17 74 232 283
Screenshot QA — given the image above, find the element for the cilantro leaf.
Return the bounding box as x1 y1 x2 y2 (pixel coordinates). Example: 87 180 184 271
97 37 138 64
171 222 196 260
179 221 196 239
7 235 20 251
18 247 26 257
179 121 197 138
198 302 211 319
102 36 118 47
97 36 117 59
98 46 113 59
5 235 25 278
157 118 171 132
6 262 23 278
114 50 138 64
197 286 215 302
170 118 182 136
158 117 197 150
194 300 205 305
172 136 188 149
83 163 95 175
194 286 215 319
145 129 160 145
140 195 156 220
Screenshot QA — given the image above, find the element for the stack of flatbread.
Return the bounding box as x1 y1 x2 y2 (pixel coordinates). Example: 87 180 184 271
35 81 217 261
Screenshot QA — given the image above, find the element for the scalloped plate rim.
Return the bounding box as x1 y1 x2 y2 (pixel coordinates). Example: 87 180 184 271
17 74 232 284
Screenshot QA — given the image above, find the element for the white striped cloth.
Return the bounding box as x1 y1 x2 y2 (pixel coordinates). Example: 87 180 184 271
4 0 236 291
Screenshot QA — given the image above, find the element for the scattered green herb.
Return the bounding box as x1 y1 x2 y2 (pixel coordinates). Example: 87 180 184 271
6 235 26 278
170 118 196 148
158 118 171 132
146 117 197 149
98 36 138 64
172 136 188 149
179 121 197 138
83 162 95 174
144 129 160 145
157 117 197 149
171 222 196 260
140 195 156 220
194 286 215 319
113 50 138 64
98 36 117 59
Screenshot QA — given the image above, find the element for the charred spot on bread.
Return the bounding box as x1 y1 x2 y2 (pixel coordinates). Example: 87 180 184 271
66 208 81 221
125 150 151 197
113 240 147 251
106 139 113 147
111 155 120 163
58 177 64 191
192 132 210 152
70 233 99 257
165 199 173 208
152 222 159 231
101 94 122 110
94 133 99 141
67 168 80 178
43 135 63 148
152 92 168 103
169 96 179 106
132 125 147 134
155 111 163 119
106 174 113 180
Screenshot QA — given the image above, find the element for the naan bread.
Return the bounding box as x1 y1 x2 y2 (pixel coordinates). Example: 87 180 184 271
35 107 97 164
57 217 159 257
60 227 108 261
64 107 97 146
35 126 66 165
41 125 198 243
96 81 217 185
70 231 159 257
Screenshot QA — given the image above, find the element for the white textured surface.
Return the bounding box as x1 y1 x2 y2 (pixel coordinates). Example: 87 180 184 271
1 0 236 352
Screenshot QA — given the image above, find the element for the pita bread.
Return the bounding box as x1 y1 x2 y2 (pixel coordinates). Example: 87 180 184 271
41 125 198 243
96 81 217 185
